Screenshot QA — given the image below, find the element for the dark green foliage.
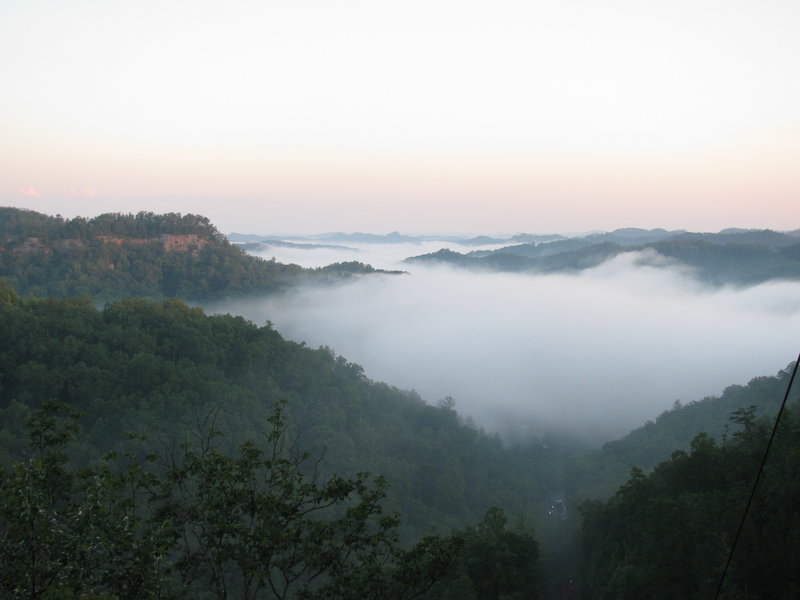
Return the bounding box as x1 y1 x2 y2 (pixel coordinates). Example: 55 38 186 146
579 402 800 599
0 207 303 302
0 401 174 599
0 401 466 599
0 293 549 539
561 367 796 501
0 208 398 304
314 261 405 275
430 507 542 600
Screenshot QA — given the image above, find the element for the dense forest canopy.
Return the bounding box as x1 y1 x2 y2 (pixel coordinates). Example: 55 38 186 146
1 277 797 597
0 281 548 538
0 207 395 304
2 208 799 598
580 400 800 599
0 281 551 598
1 397 475 600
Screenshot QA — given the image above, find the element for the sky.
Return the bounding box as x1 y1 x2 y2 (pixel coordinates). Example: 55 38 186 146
1 0 799 235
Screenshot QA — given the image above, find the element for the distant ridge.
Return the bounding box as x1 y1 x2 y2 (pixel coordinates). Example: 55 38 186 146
237 239 358 252
305 231 417 244
404 227 800 286
232 231 568 246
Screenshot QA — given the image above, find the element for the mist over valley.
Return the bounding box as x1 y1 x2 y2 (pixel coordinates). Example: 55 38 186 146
2 209 799 598
217 233 800 442
6 0 800 592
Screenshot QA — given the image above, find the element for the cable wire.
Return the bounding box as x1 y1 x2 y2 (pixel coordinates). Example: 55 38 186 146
713 353 800 599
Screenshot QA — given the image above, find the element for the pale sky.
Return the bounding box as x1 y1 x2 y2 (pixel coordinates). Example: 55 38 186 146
1 0 798 234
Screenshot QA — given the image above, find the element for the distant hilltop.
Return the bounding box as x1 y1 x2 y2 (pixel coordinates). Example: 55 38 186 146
230 226 800 248
228 230 568 245
0 207 399 303
403 227 800 286
229 231 421 244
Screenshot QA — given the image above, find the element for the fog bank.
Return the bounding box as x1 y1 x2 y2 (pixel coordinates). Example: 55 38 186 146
214 242 800 442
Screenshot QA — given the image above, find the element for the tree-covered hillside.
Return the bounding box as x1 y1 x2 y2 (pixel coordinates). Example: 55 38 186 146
579 399 800 598
0 280 554 597
563 367 797 501
3 277 796 597
3 209 799 597
0 207 395 303
405 229 800 286
0 281 551 540
0 398 467 600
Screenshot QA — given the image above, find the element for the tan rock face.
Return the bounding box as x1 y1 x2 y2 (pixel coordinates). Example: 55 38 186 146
159 234 207 253
4 233 209 256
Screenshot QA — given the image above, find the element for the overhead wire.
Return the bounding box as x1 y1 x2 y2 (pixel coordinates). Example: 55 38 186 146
712 353 800 599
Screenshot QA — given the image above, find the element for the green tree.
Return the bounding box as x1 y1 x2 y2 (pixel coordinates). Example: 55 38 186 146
579 401 800 599
0 401 463 599
432 507 542 600
0 401 172 599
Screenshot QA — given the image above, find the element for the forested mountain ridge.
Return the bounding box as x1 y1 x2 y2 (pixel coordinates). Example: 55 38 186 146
565 366 797 500
0 207 396 303
2 277 796 597
405 228 800 285
0 278 550 597
0 281 548 540
579 399 800 598
3 208 799 596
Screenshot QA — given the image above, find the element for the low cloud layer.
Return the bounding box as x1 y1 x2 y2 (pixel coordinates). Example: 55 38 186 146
214 243 800 442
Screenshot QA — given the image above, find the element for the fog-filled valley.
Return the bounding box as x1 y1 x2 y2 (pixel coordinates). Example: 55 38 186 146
7 0 800 592
2 209 799 598
218 237 800 442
